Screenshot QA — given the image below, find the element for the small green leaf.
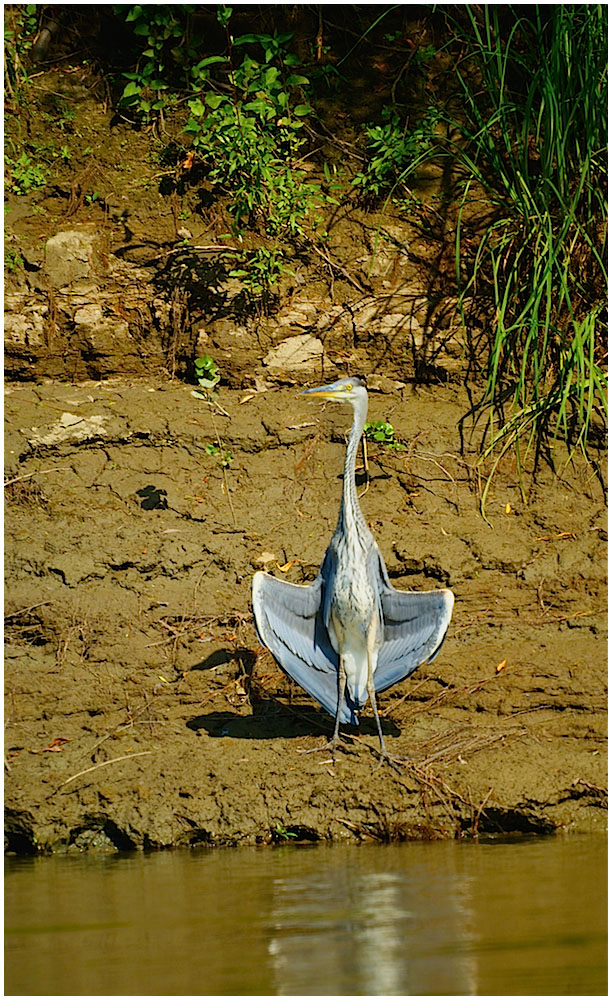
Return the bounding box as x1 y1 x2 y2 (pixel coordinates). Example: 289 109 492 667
188 98 206 116
122 81 142 98
233 32 260 45
206 93 225 110
195 55 227 70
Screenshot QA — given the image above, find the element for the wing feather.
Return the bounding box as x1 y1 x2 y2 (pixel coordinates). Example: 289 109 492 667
375 584 454 693
252 571 357 724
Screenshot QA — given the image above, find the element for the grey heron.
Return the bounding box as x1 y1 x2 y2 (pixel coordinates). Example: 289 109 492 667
252 376 454 762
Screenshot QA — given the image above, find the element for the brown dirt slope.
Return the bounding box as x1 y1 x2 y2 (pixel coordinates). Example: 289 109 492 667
4 378 607 852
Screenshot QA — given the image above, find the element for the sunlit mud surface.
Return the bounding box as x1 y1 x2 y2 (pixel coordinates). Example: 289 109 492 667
5 378 607 850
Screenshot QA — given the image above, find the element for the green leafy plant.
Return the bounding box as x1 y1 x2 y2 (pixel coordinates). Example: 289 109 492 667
193 354 221 392
273 822 297 841
4 4 38 100
183 18 320 238
116 5 327 294
5 245 24 273
117 5 191 118
228 247 287 296
204 442 233 468
5 148 48 194
43 97 76 132
353 106 441 198
364 420 406 451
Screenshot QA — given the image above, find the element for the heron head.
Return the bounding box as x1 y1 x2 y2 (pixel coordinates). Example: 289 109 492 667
302 376 368 405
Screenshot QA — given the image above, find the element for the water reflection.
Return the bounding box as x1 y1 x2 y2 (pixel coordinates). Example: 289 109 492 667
268 849 478 995
5 836 607 996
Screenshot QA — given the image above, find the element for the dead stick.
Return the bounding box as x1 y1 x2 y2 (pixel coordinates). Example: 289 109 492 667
309 243 368 293
210 409 237 528
59 751 152 787
5 601 51 619
4 467 71 487
473 786 494 834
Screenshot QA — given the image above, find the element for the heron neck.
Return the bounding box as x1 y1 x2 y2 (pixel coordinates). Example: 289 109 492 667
338 396 369 541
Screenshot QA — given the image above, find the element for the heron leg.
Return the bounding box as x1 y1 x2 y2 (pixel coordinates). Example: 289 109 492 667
297 655 349 761
367 621 405 771
367 675 406 772
329 654 348 763
367 671 387 759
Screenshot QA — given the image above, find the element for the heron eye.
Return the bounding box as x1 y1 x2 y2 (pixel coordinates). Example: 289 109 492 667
344 383 353 391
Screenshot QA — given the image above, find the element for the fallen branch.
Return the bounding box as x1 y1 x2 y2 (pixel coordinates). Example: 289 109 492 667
5 601 51 620
4 467 71 487
59 751 152 787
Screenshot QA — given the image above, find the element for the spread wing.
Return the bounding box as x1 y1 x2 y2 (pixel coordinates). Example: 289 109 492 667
252 570 357 725
375 581 454 693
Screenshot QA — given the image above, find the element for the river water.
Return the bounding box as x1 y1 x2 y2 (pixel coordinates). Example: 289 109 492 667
5 834 606 996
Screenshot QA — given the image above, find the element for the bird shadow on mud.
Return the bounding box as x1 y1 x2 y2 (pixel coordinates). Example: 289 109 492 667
187 710 316 740
186 710 400 742
186 646 401 742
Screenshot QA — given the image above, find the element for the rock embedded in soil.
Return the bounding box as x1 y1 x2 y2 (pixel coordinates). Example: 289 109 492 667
44 229 107 289
263 333 327 373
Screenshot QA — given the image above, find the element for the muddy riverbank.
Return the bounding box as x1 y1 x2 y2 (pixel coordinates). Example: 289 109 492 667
4 376 607 852
4 20 607 850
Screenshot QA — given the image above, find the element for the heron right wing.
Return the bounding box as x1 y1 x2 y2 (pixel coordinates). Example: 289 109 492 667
252 571 355 723
375 583 454 693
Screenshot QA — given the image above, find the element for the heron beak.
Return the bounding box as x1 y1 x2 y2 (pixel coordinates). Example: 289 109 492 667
302 382 341 399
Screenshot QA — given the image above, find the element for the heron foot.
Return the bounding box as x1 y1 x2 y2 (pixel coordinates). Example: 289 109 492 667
374 745 411 773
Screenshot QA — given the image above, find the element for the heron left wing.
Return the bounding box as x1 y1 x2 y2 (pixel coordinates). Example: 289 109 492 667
375 584 454 693
252 571 353 722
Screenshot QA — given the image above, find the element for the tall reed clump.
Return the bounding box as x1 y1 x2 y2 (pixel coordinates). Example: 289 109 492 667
446 6 607 513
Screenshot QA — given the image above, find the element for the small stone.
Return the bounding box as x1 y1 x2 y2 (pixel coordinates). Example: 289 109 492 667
74 304 104 327
263 334 326 372
44 230 104 288
366 374 405 394
254 551 277 567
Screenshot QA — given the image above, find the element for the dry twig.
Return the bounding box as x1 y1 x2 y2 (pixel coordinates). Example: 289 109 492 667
58 751 153 788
